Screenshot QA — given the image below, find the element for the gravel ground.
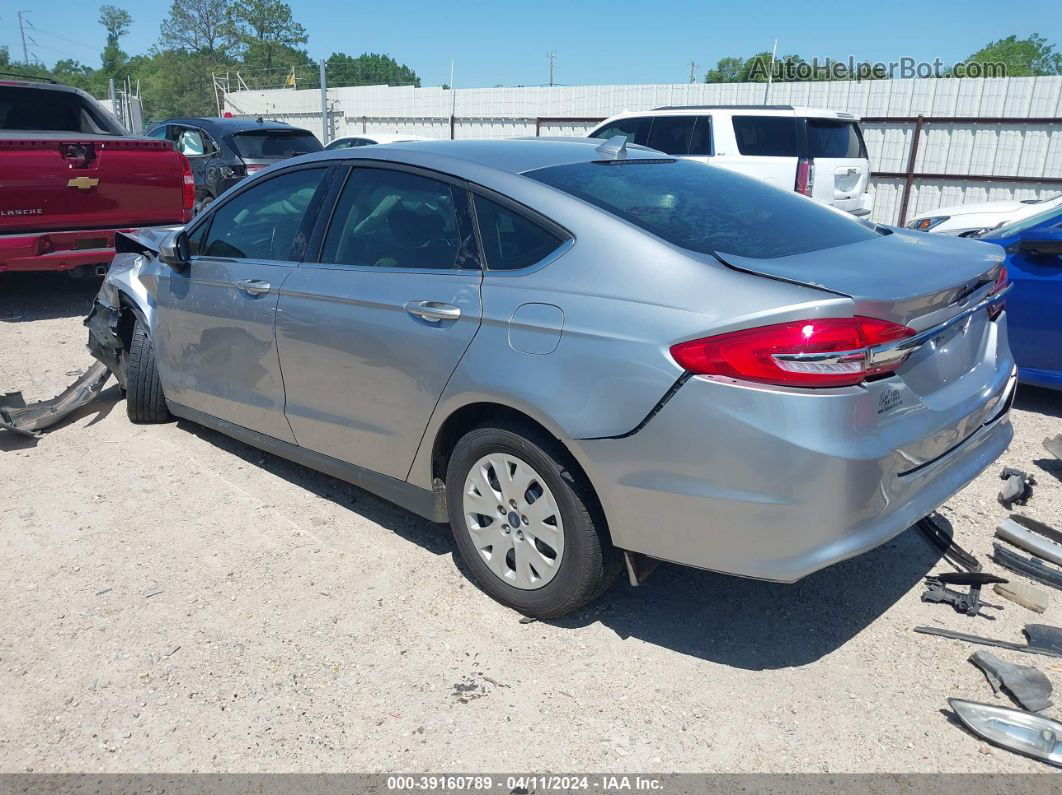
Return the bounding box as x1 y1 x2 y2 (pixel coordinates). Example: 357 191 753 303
1 271 1061 774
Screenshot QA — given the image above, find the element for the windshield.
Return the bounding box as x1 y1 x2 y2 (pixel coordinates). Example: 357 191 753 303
0 86 123 134
981 204 1062 240
233 130 323 159
527 158 878 259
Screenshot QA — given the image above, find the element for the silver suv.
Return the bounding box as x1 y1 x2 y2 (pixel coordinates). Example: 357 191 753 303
88 138 1014 617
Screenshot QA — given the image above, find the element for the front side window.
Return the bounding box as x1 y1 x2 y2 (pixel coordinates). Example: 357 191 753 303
528 158 878 259
473 195 566 271
200 168 326 261
732 116 799 157
645 116 697 156
175 128 207 157
321 168 477 269
590 116 650 146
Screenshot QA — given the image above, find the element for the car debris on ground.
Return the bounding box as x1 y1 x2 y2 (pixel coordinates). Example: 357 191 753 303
998 466 1036 507
921 571 1006 617
968 651 1053 711
916 623 1062 659
0 361 110 437
949 699 1062 767
1044 434 1062 462
993 580 1050 614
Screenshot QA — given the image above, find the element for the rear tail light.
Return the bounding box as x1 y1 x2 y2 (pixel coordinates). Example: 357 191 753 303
795 157 815 196
245 163 267 174
670 316 916 388
178 153 195 221
988 264 1009 320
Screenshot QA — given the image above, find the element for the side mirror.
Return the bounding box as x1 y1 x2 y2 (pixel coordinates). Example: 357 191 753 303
1019 225 1062 257
159 229 191 272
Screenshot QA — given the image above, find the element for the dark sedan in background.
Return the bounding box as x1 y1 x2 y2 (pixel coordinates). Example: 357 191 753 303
147 116 322 213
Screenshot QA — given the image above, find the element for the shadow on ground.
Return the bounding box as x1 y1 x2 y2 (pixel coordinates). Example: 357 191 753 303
176 416 942 670
0 272 101 323
1015 385 1061 420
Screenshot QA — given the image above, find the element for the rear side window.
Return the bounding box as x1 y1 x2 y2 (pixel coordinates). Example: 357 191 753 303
805 119 868 158
528 159 877 259
688 117 712 156
732 116 799 157
321 168 478 270
645 116 697 156
473 194 566 270
233 131 323 159
590 116 650 146
201 168 326 260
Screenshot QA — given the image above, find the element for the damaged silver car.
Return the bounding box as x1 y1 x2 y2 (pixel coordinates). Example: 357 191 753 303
76 138 1016 617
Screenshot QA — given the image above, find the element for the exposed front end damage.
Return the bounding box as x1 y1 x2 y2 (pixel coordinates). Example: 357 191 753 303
1 229 165 437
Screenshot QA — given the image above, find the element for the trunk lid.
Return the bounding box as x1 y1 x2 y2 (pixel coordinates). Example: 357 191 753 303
0 133 187 234
718 229 1009 405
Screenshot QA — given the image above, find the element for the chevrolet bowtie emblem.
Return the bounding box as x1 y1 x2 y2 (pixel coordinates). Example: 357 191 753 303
67 177 100 190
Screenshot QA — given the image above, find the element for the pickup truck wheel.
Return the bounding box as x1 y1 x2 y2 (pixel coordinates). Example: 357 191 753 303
445 423 620 618
125 318 172 424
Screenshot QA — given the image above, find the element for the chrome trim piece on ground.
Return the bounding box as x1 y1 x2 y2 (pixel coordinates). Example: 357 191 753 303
996 518 1062 568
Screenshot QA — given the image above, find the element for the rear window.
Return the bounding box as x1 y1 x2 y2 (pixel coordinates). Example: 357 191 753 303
233 130 323 159
527 158 878 259
0 86 122 134
805 119 868 158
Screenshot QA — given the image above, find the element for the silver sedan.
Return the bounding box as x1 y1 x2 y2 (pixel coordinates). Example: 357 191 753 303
87 137 1015 617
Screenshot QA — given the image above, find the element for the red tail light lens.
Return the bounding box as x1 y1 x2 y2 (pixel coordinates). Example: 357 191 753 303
178 153 195 221
670 316 916 388
988 264 1008 320
795 157 815 196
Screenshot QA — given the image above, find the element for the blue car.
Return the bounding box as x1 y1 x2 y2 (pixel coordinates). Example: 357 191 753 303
979 204 1062 389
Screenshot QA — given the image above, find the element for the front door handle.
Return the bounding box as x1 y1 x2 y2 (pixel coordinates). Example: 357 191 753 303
236 279 272 297
405 300 461 323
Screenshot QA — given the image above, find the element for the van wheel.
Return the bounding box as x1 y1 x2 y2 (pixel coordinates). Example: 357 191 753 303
445 423 621 618
126 318 172 424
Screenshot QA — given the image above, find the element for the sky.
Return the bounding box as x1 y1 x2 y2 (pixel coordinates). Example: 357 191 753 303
2 0 1061 88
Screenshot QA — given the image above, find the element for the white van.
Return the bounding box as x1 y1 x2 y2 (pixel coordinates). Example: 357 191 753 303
588 106 873 216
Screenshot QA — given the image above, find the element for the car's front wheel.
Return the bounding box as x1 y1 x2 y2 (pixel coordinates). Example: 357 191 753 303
445 422 620 618
125 317 172 424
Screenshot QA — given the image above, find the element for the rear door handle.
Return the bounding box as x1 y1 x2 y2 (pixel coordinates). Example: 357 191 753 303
236 279 272 297
405 300 461 323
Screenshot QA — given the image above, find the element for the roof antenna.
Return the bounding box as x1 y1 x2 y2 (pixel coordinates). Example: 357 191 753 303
594 135 628 160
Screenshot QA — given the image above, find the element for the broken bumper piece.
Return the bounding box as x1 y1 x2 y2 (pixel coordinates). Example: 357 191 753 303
0 362 111 437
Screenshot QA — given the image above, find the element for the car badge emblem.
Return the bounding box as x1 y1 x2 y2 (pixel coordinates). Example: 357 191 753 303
67 177 100 190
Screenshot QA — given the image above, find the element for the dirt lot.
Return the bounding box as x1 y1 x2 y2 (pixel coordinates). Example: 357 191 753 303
1 271 1061 773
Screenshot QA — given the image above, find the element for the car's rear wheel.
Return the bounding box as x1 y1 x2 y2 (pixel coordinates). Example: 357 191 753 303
445 423 620 618
125 317 172 424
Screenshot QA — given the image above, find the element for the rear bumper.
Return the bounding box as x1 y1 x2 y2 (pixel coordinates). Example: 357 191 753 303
0 228 126 272
576 355 1015 583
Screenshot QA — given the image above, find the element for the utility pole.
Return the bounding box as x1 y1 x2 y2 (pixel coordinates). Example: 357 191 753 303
763 38 778 104
319 60 328 144
18 11 30 64
547 51 556 87
688 61 698 83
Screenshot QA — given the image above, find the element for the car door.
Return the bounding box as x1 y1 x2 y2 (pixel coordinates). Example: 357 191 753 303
153 165 332 442
276 163 483 479
1004 213 1062 382
172 125 213 198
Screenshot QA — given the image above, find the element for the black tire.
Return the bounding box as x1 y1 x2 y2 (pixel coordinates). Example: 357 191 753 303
125 317 172 424
445 422 621 618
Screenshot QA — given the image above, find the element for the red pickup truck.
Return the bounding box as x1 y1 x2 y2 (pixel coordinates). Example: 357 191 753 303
0 75 194 274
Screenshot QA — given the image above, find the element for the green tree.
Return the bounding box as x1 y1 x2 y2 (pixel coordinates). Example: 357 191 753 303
160 0 237 57
959 34 1062 77
227 0 307 70
99 5 133 76
321 52 420 87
